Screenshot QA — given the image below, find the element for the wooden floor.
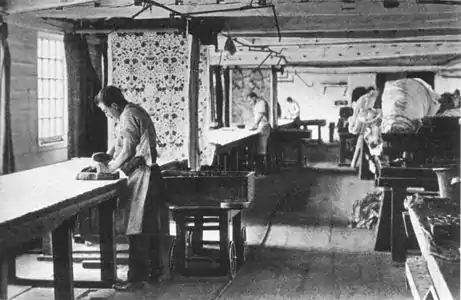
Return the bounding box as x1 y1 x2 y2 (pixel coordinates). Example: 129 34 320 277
8 165 411 300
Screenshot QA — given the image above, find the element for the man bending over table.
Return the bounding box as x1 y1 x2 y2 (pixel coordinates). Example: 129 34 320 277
94 86 171 291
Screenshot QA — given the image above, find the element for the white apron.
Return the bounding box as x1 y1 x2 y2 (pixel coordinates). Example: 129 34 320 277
124 165 151 235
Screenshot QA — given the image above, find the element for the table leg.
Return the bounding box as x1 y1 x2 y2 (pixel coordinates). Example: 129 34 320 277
192 215 203 254
374 188 391 252
175 213 186 274
52 220 74 300
391 186 407 263
219 212 229 275
339 136 346 165
317 125 322 144
232 211 244 268
0 253 8 300
297 140 303 167
98 198 117 283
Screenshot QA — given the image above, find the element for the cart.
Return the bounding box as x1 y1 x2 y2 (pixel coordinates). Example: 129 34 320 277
162 170 255 280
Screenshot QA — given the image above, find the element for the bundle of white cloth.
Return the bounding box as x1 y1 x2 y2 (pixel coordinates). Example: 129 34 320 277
348 78 442 157
381 78 441 134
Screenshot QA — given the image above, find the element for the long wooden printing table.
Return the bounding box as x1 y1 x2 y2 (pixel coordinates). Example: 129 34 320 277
0 158 127 300
374 166 439 262
407 199 460 300
208 128 259 171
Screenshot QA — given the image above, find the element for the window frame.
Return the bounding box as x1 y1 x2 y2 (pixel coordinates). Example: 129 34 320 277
36 31 68 150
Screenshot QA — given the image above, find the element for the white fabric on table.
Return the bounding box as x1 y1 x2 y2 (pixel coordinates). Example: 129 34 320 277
381 78 440 134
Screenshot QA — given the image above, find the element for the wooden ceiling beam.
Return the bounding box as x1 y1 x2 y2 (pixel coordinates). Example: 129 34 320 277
29 0 461 19
273 66 453 74
6 0 98 14
226 28 461 39
210 40 461 66
235 35 461 47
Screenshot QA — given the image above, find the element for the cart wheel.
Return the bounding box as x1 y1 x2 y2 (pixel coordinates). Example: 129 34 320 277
168 238 177 279
228 241 237 280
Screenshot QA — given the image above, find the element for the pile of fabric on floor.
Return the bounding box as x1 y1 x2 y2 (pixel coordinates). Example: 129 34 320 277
349 190 383 229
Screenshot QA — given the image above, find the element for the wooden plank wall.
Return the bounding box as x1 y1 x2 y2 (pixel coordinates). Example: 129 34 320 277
7 23 68 171
6 17 97 171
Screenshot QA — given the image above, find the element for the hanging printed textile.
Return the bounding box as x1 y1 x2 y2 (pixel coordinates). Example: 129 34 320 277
108 31 190 163
197 46 214 166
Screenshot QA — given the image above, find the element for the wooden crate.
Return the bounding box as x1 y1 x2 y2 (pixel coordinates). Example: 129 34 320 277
162 171 255 208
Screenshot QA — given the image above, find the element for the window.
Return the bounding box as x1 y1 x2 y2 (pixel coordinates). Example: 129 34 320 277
37 32 67 146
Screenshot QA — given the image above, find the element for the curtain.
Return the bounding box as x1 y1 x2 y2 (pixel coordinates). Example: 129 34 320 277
64 34 106 158
0 23 14 175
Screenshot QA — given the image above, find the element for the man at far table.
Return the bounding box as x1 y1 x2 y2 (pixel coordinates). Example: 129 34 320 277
94 86 172 291
284 97 301 128
248 92 271 175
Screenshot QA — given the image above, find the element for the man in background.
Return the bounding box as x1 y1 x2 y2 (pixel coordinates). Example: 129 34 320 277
248 92 271 175
284 97 301 121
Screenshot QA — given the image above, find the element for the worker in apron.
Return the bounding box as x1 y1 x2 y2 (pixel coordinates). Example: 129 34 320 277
248 92 271 175
94 86 171 291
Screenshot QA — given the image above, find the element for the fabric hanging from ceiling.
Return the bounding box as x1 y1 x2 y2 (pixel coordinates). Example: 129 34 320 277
231 68 273 127
108 31 192 164
0 23 14 175
197 46 214 167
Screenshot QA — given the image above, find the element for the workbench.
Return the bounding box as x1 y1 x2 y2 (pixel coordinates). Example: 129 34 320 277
374 166 439 262
0 158 127 300
406 198 459 300
208 128 259 171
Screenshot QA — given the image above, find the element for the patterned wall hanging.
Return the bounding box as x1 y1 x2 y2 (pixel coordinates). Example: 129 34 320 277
108 31 190 163
196 46 215 166
231 68 273 126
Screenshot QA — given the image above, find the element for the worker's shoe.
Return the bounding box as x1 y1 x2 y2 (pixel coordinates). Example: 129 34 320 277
112 280 149 292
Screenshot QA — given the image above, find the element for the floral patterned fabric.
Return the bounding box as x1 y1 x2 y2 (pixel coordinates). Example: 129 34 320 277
108 32 213 167
108 31 190 163
197 46 215 166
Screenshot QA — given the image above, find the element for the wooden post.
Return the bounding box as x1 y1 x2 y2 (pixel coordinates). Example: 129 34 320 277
189 34 200 171
391 185 407 263
223 68 230 127
214 66 224 126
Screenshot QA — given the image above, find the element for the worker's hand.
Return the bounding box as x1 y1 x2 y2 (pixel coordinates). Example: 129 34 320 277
103 161 116 174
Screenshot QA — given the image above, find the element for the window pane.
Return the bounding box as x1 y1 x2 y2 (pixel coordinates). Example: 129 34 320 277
43 39 50 58
42 80 49 98
37 34 67 144
56 99 64 117
56 61 63 79
49 40 56 59
50 80 57 98
37 58 42 78
42 119 50 138
57 119 63 136
55 81 63 99
49 60 55 79
37 38 42 58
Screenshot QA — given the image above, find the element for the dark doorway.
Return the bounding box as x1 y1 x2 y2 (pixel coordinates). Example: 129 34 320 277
406 72 435 89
